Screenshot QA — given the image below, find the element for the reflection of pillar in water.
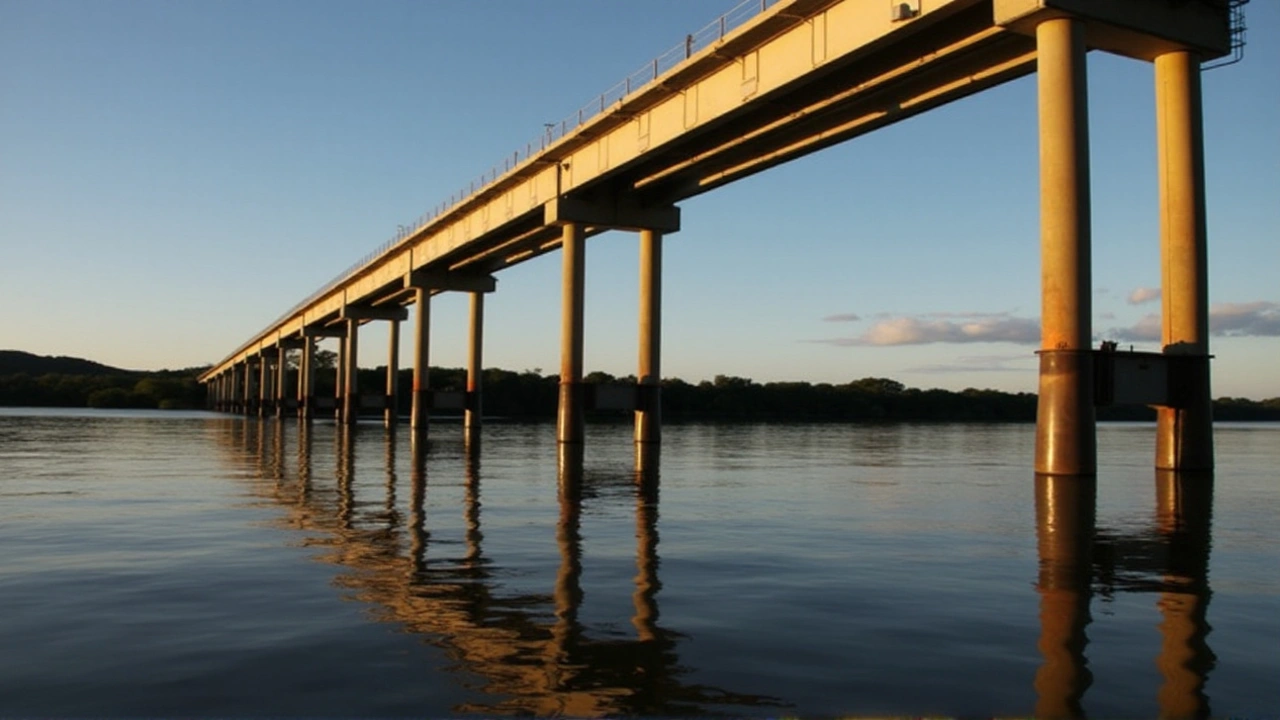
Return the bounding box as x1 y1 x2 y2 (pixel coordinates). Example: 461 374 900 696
254 418 267 475
633 446 661 642
270 418 285 489
407 438 427 577
1154 471 1215 720
463 449 483 570
384 430 398 527
1034 474 1095 719
337 426 354 530
553 443 585 664
296 421 312 504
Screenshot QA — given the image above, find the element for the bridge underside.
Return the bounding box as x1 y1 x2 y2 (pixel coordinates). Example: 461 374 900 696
202 0 1233 475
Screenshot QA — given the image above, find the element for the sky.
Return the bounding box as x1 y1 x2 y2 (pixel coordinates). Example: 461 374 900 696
2 0 1277 398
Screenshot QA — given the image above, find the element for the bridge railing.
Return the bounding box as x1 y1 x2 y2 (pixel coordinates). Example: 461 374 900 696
238 0 781 357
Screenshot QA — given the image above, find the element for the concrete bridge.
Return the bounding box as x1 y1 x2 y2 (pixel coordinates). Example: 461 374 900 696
200 0 1245 476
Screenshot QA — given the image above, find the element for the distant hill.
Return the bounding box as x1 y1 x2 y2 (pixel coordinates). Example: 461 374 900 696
0 350 135 376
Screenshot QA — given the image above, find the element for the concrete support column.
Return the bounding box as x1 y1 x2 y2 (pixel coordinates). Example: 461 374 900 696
241 364 251 415
635 229 662 444
465 292 484 436
558 222 586 444
299 339 314 421
342 319 360 425
1155 51 1213 472
385 319 400 427
275 345 287 419
411 288 431 432
334 338 345 422
1034 17 1095 476
257 357 269 418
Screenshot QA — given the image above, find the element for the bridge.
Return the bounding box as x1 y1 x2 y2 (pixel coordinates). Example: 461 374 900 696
200 0 1245 476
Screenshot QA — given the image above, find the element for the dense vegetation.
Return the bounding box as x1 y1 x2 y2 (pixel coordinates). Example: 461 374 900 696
3 349 1278 421
0 351 206 409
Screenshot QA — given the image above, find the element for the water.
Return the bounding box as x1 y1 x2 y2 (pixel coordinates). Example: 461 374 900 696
1 408 1276 717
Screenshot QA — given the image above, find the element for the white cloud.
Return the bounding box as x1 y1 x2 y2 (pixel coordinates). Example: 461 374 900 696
1128 287 1161 305
815 313 1039 346
1109 313 1162 342
1105 301 1280 342
822 313 861 323
1211 301 1280 336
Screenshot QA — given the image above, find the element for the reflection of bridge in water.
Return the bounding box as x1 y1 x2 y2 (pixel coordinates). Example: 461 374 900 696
217 420 784 716
218 419 1217 717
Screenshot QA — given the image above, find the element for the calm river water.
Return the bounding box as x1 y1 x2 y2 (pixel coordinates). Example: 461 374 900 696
0 408 1276 717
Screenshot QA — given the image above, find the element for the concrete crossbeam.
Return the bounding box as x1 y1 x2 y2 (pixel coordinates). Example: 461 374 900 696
405 270 496 294
544 197 680 234
341 305 409 322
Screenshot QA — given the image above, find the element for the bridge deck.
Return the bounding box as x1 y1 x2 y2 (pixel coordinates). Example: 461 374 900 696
201 0 1231 381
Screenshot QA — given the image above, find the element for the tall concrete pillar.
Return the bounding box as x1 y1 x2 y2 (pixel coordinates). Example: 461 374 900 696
334 337 345 422
385 318 400 427
258 357 270 417
275 345 287 419
465 292 484 437
1155 51 1213 472
1034 16 1095 476
558 222 586 444
243 362 254 416
636 229 662 444
411 288 431 433
342 318 360 425
1033 474 1095 718
298 338 314 421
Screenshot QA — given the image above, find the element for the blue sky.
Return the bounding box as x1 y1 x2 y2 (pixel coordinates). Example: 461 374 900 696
2 0 1277 398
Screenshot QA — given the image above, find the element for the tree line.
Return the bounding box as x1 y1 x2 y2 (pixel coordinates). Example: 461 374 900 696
2 357 1278 421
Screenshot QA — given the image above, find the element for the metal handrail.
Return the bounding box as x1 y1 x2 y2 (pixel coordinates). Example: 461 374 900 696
227 0 781 364
1203 0 1250 70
